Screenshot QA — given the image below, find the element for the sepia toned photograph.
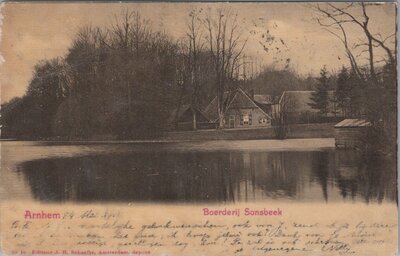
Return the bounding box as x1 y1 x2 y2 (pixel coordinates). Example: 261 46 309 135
0 2 397 255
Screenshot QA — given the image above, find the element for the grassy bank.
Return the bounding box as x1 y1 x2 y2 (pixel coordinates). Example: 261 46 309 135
4 123 335 142
164 123 335 141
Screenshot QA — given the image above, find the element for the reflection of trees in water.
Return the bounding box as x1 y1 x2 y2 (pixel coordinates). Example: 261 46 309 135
19 151 297 202
333 150 360 200
18 150 396 203
333 150 397 204
245 152 302 200
19 152 237 202
310 151 331 202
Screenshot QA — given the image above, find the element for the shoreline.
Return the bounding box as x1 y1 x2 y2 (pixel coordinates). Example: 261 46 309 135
1 123 336 143
1 138 337 153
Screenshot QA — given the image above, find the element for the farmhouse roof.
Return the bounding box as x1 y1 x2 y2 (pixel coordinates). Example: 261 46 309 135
169 104 209 124
203 88 271 122
253 94 275 105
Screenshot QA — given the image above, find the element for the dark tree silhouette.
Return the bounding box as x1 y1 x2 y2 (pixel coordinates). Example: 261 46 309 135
309 66 329 117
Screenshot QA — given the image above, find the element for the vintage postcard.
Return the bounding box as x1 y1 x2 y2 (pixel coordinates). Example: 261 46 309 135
0 1 397 255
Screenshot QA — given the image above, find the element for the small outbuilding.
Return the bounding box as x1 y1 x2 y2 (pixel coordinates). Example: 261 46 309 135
169 104 214 131
334 119 371 149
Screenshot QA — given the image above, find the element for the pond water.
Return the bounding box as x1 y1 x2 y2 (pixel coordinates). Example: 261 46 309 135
1 140 396 204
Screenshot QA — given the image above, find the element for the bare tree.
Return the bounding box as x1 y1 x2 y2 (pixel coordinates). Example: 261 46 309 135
109 9 152 125
109 9 152 53
204 8 248 128
310 3 396 81
187 8 205 107
182 8 206 130
275 93 296 139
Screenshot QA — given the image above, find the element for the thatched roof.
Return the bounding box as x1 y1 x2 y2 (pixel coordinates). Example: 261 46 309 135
169 104 210 124
253 94 275 105
203 92 233 122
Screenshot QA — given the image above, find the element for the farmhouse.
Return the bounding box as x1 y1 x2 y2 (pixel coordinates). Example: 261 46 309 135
203 88 272 129
170 89 346 131
334 119 371 149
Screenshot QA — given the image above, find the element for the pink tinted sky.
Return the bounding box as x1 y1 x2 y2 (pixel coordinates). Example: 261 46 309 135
0 2 396 102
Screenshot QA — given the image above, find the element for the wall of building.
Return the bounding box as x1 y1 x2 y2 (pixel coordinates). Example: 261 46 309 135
334 127 368 149
224 108 271 129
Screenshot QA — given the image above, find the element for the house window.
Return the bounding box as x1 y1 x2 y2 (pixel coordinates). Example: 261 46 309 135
241 114 252 125
243 115 249 125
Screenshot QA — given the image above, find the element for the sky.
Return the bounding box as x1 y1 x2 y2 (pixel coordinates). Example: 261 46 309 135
0 2 396 102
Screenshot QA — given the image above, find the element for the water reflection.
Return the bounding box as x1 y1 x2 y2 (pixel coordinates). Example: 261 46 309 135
17 149 396 204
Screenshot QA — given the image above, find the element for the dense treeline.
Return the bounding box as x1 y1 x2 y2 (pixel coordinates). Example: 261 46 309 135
2 59 69 138
55 23 182 139
303 63 396 154
343 63 397 155
2 11 219 139
249 68 319 97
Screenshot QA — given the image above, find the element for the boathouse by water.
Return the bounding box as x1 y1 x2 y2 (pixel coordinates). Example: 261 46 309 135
334 119 371 149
